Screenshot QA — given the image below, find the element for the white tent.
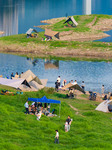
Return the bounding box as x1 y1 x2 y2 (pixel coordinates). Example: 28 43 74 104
0 77 30 89
64 16 78 27
20 70 42 85
71 16 78 26
26 28 38 34
95 100 112 112
20 70 48 91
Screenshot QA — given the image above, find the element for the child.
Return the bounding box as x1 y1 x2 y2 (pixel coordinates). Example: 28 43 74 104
55 130 59 144
65 121 68 132
36 111 42 121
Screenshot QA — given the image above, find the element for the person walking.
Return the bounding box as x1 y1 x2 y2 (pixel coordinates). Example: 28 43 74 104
81 81 85 91
55 130 59 144
66 116 72 131
24 101 29 114
65 121 68 132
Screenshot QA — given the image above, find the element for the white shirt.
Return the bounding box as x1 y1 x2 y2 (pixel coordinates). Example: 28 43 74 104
24 102 29 108
31 102 35 106
37 112 42 119
73 81 77 85
56 132 59 138
57 77 61 83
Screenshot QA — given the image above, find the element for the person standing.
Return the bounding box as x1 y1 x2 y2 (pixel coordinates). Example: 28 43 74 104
73 80 77 85
57 76 61 86
65 121 68 132
101 85 104 97
55 130 59 144
66 116 72 131
62 79 66 87
55 80 59 92
24 101 29 114
11 73 14 79
81 81 85 91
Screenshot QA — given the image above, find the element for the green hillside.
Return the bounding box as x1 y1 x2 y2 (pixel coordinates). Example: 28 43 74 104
0 88 112 150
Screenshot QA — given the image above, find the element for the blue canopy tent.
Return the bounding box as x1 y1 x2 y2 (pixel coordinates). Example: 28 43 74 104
28 96 61 117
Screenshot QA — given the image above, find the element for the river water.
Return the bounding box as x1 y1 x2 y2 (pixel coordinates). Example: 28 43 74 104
0 0 112 41
0 53 112 93
0 1 112 93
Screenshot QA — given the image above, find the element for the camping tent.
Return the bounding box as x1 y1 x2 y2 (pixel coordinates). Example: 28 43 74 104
64 16 78 27
20 70 42 85
26 28 38 37
28 96 61 116
0 77 30 89
44 28 59 39
26 28 38 34
95 100 112 112
20 70 48 91
61 83 85 94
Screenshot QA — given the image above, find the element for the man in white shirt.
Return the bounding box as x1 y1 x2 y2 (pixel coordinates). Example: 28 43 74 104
55 130 59 144
73 80 77 85
57 76 61 86
24 101 29 114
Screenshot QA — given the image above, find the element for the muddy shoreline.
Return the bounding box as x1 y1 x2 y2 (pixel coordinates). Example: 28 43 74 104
0 45 112 60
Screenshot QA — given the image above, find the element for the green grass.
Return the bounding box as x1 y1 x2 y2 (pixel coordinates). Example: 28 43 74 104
0 87 112 150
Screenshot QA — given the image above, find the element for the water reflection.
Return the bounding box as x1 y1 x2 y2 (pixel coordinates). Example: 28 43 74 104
26 57 38 66
44 59 59 70
83 0 91 15
0 0 25 37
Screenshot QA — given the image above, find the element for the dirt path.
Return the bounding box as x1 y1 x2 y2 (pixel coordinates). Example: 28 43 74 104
68 104 84 117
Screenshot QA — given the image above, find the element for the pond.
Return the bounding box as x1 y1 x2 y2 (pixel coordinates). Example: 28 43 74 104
0 53 112 93
0 0 112 42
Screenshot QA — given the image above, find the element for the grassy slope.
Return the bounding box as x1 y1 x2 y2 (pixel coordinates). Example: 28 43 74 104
0 87 112 150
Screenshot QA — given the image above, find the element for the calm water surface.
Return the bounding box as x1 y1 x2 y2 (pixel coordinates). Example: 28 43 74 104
0 53 112 93
0 0 112 41
0 1 112 92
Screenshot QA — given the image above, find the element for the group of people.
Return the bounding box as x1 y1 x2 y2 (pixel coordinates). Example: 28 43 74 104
11 72 23 79
55 115 72 144
55 76 85 98
24 101 51 120
55 76 85 90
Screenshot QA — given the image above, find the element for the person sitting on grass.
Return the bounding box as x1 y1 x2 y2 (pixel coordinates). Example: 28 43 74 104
36 111 42 121
69 88 74 98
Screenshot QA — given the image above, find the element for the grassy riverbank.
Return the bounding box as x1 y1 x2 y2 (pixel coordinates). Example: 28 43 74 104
0 14 112 60
0 87 112 150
